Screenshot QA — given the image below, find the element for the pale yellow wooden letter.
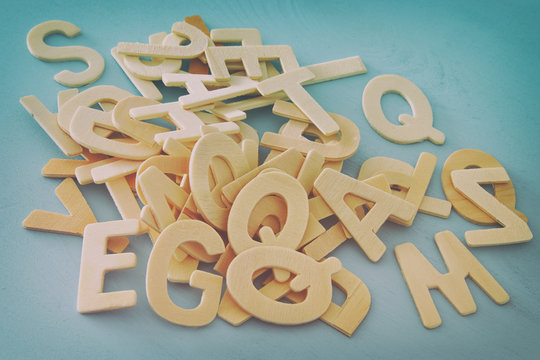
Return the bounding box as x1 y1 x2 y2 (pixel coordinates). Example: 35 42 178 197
358 154 451 219
77 219 144 313
441 149 527 225
228 171 309 255
362 74 444 144
137 166 189 232
394 230 510 329
451 168 532 246
314 168 416 262
285 267 371 337
227 246 341 325
189 132 251 231
146 220 225 326
26 20 104 87
262 100 360 161
257 69 339 136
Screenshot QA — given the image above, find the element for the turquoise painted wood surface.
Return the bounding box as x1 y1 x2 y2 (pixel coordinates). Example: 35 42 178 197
1 0 538 359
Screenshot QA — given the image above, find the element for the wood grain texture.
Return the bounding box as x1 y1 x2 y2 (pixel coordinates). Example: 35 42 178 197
209 56 366 121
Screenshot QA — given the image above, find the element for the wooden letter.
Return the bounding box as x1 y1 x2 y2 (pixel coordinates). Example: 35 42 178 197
128 101 239 145
146 220 225 326
20 95 83 156
285 267 371 337
210 28 262 46
77 220 143 313
228 171 309 255
70 106 161 160
262 100 360 160
111 47 164 101
362 74 445 145
441 149 527 225
314 169 416 262
163 74 259 110
26 20 104 87
117 21 209 59
23 178 97 237
395 230 510 329
206 45 298 81
451 168 532 246
258 69 339 136
57 85 132 134
221 148 305 204
137 166 189 232
210 56 367 121
123 32 183 80
358 155 451 219
226 246 341 325
189 132 251 231
112 96 170 145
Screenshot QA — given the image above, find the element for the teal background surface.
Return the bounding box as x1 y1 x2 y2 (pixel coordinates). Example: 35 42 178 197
1 0 539 359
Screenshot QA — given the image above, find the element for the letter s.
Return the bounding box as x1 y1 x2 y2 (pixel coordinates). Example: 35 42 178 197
26 20 105 87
